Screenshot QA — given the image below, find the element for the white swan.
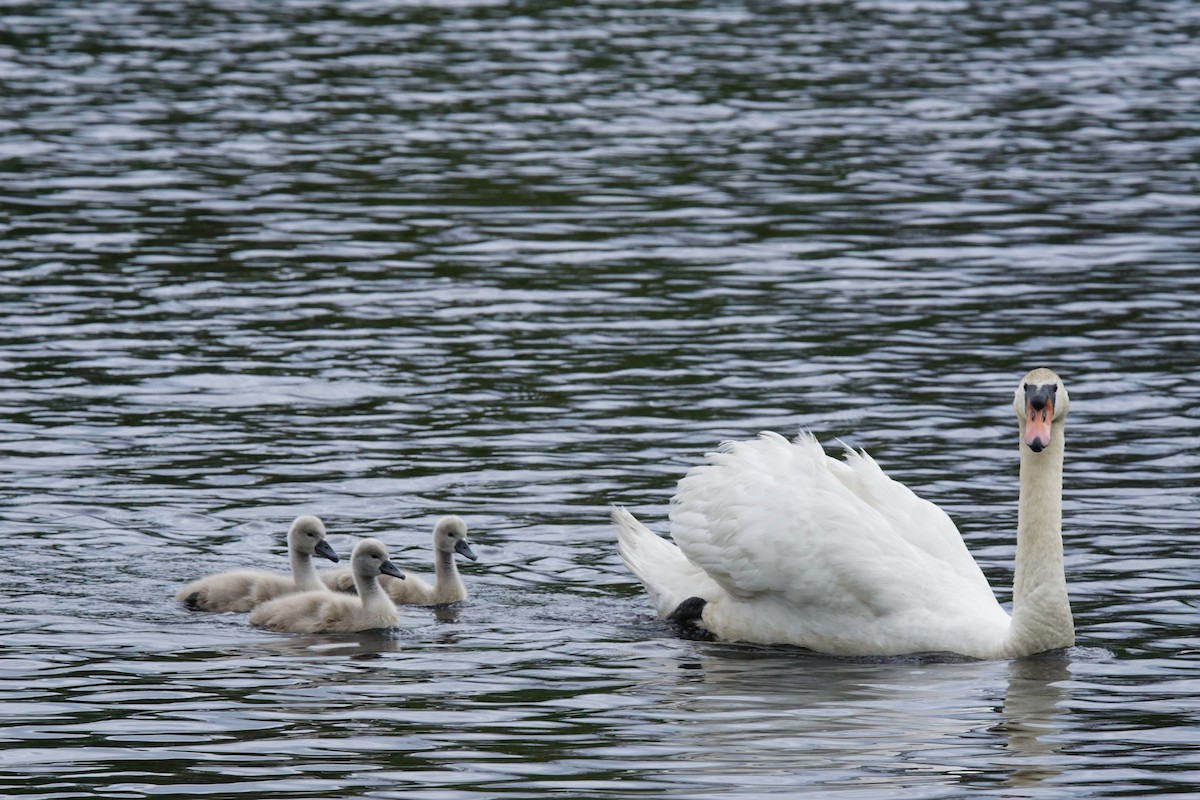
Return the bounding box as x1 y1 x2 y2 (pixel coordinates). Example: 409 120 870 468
613 368 1074 659
320 515 477 605
249 538 405 633
176 515 340 612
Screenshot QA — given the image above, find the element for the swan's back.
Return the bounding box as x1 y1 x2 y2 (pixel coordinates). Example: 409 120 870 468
320 570 435 604
249 589 398 633
669 432 1009 653
380 573 439 605
319 570 356 593
828 444 996 590
176 570 293 613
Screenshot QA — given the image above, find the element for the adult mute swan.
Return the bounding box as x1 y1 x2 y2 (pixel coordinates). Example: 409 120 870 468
613 368 1074 659
176 515 339 612
250 538 405 633
320 515 477 605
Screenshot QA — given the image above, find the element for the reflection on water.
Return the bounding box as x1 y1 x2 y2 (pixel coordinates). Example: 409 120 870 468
2 0 1200 797
571 643 1078 797
997 655 1072 789
251 630 407 659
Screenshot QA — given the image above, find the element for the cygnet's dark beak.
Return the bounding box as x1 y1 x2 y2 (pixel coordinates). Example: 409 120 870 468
315 539 339 563
454 539 478 562
381 560 405 580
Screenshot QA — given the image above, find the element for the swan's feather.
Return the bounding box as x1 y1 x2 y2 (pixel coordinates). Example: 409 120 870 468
249 588 398 633
613 505 721 619
322 569 445 605
831 443 995 592
320 569 356 593
377 573 441 605
660 432 1010 654
176 569 296 613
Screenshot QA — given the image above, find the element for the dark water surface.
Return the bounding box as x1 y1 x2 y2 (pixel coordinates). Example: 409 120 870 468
2 1 1200 797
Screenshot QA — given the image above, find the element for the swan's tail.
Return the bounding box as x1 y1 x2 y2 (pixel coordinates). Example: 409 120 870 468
612 505 710 619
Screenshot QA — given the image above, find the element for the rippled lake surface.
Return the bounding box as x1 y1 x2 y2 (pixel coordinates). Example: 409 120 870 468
3 1 1200 797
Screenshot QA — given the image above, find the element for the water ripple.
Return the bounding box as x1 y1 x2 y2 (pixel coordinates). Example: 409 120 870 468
2 0 1199 797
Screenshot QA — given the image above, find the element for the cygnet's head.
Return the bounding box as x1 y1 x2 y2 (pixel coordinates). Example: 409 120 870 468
352 537 405 580
288 515 339 562
433 515 477 561
1012 368 1070 453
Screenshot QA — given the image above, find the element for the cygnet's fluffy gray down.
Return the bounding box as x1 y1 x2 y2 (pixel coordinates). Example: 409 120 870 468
321 515 476 605
176 515 339 612
250 538 405 633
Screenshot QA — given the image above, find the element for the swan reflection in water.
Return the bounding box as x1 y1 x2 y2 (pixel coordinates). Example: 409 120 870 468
253 629 405 659
634 643 1073 791
995 653 1072 787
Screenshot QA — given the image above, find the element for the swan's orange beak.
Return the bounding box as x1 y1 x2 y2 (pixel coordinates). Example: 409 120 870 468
1024 399 1054 452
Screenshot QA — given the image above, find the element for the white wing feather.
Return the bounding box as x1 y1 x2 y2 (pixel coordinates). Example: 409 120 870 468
668 432 1003 637
613 505 721 619
830 443 996 594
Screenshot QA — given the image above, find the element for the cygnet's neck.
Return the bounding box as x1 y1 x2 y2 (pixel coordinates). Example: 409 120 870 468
1007 421 1074 655
353 569 391 610
433 548 465 601
290 549 321 592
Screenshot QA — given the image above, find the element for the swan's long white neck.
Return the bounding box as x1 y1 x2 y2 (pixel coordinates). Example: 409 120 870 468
290 549 321 592
1007 418 1074 654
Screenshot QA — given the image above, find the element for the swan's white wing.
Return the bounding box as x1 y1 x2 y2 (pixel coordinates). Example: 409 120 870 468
613 505 723 618
669 432 999 623
830 445 996 595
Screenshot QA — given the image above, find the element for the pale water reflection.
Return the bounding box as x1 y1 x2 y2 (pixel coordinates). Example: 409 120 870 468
999 656 1073 789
